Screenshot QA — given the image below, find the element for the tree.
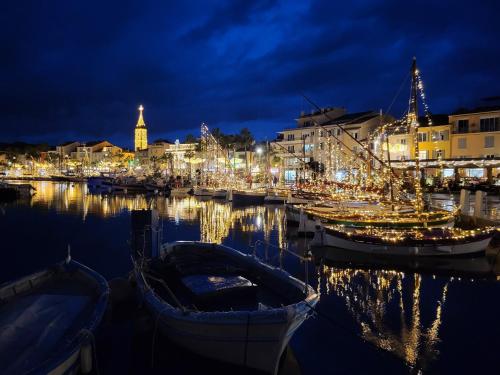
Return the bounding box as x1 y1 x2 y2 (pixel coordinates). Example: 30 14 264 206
184 134 198 144
184 151 195 179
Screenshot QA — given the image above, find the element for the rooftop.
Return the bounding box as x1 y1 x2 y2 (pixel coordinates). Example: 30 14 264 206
322 111 378 126
451 105 500 116
298 107 344 119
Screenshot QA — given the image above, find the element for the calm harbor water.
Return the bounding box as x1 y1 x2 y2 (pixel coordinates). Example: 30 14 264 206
1 181 499 374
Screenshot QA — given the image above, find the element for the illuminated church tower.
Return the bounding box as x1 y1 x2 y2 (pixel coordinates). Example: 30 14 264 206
134 105 148 151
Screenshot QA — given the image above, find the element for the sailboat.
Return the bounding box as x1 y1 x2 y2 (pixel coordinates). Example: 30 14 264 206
311 58 495 256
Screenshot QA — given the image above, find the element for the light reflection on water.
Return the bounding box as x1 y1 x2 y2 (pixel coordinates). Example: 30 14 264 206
4 181 500 373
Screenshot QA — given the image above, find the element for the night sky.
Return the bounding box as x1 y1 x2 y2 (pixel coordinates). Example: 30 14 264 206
2 0 500 148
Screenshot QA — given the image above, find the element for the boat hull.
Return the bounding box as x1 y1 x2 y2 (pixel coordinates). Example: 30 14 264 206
171 187 193 196
232 190 266 206
0 260 109 375
134 241 317 374
312 226 493 257
212 190 227 199
193 187 214 197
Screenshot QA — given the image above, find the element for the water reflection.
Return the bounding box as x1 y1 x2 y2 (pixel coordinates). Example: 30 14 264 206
320 267 449 369
8 181 500 372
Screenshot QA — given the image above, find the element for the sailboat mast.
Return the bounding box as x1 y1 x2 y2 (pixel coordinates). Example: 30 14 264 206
409 57 423 214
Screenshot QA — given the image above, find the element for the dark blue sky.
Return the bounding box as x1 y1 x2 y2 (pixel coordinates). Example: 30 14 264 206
2 0 499 148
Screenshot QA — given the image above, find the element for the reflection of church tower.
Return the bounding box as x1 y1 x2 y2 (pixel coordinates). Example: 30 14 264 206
134 105 148 151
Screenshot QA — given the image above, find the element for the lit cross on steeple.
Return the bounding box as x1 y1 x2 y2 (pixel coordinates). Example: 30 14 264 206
136 104 146 127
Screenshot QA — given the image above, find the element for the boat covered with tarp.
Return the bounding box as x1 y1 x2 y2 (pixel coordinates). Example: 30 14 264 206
133 241 318 374
0 258 109 374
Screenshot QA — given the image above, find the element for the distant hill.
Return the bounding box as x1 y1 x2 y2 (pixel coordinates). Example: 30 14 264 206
0 142 52 155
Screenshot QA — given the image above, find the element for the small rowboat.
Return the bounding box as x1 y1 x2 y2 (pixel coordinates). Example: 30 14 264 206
134 241 318 374
312 224 495 257
0 258 109 374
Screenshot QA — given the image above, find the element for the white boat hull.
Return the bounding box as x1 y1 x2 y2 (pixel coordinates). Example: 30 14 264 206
312 227 492 257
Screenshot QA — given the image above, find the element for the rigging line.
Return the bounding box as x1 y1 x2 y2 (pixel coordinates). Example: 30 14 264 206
385 70 411 116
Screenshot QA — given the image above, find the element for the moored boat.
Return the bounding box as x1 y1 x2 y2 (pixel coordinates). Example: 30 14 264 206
211 189 227 199
0 258 109 374
133 241 318 374
312 224 495 257
193 187 214 197
232 189 266 206
171 186 193 196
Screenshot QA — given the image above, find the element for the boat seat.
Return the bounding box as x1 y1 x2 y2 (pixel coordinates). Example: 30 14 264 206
181 274 258 310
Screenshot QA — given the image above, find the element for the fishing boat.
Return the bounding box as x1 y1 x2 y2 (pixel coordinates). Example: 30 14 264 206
264 188 287 204
0 182 36 199
87 175 114 192
211 189 227 199
0 257 109 374
311 224 495 257
171 186 193 196
133 241 318 374
193 187 214 197
232 189 266 206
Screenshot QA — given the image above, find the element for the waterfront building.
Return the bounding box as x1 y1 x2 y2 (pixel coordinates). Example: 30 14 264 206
271 108 382 183
56 141 80 159
387 115 451 161
71 141 122 163
449 106 500 180
134 105 148 151
148 140 173 159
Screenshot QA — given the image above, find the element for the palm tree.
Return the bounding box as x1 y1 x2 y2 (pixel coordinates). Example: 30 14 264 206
184 150 195 179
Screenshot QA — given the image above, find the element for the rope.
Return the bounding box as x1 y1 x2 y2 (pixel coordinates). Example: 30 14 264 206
151 305 170 368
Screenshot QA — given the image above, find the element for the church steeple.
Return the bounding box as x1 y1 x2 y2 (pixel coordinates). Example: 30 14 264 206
134 104 148 151
136 105 146 127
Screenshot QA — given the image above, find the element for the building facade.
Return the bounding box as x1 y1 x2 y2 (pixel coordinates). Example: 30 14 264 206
271 108 383 183
449 107 500 159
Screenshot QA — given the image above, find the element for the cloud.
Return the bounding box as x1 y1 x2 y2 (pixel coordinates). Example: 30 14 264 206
0 0 499 146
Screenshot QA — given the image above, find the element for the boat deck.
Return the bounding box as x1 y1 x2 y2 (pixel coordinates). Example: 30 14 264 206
146 251 303 312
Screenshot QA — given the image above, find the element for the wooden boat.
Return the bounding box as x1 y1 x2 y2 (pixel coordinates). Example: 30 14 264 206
286 202 454 234
211 189 227 199
264 189 287 204
0 258 109 374
312 224 495 257
171 186 193 195
0 182 36 197
133 241 318 374
232 189 266 206
193 187 214 197
87 176 114 192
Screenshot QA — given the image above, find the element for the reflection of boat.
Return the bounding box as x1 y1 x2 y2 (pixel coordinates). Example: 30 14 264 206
0 258 109 374
319 266 448 369
134 241 318 374
311 246 497 278
313 225 494 256
232 189 266 206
